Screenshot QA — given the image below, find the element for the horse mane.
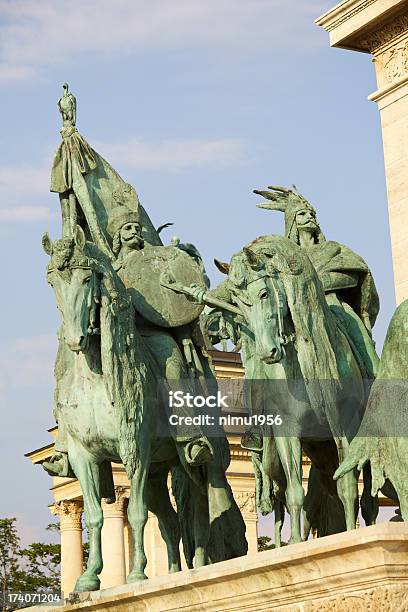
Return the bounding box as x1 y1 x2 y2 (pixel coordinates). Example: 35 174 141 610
237 235 348 419
86 243 148 479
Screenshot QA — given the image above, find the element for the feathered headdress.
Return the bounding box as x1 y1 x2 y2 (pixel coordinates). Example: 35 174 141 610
254 185 325 244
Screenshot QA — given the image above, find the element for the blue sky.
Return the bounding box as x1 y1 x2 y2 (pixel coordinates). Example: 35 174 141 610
0 0 397 543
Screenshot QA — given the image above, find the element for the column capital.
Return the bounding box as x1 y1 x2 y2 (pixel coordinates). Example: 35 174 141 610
51 500 83 531
102 486 129 518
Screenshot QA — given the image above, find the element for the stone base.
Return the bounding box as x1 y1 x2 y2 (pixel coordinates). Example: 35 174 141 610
37 523 408 611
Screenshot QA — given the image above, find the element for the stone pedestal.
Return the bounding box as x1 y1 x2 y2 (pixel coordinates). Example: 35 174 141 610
51 501 83 598
34 523 408 611
100 487 127 589
317 0 408 303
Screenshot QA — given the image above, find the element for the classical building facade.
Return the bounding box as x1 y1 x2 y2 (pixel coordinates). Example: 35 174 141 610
317 0 408 304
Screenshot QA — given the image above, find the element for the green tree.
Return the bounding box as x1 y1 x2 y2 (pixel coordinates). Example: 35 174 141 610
18 523 61 594
257 535 275 551
18 542 60 593
0 519 62 610
0 518 26 611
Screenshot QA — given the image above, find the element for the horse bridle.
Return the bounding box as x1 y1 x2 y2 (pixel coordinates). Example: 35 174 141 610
237 272 296 348
47 261 101 336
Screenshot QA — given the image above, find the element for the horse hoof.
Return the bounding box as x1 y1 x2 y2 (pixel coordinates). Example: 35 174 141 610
288 536 302 545
126 571 148 583
74 575 100 592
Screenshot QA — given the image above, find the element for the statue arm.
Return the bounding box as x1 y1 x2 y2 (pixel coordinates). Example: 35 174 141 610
206 280 233 303
187 280 232 305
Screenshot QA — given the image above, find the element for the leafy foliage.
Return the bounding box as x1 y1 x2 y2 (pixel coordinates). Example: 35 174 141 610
0 519 61 611
257 535 275 551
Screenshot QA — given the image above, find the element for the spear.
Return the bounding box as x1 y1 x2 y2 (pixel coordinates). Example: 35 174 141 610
160 280 242 316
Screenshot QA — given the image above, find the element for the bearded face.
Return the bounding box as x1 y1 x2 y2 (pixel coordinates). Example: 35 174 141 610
119 222 144 250
295 208 319 236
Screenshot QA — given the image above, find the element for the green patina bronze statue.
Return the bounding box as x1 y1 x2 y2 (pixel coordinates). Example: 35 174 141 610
254 185 380 379
335 298 408 518
185 236 375 542
40 85 247 593
182 184 384 543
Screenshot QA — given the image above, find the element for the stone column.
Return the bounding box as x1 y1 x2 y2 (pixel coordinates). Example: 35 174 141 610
100 486 127 589
369 19 408 304
51 500 83 598
316 0 408 303
235 490 258 554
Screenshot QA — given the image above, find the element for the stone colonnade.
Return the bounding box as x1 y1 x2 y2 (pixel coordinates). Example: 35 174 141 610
51 483 257 597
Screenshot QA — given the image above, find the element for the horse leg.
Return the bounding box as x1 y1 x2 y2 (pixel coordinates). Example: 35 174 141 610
126 444 151 583
275 436 304 544
192 479 210 568
68 445 103 592
335 437 358 531
361 462 379 526
274 499 284 548
147 470 181 573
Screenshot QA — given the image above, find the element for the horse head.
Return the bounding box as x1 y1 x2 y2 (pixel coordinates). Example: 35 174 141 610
43 226 100 352
227 246 291 364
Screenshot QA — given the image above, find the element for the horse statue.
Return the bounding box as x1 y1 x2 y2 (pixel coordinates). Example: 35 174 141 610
185 234 377 543
334 298 408 517
42 226 246 592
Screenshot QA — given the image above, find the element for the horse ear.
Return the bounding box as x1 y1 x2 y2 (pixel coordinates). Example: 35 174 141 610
243 247 259 267
42 232 53 256
214 258 230 275
74 225 86 250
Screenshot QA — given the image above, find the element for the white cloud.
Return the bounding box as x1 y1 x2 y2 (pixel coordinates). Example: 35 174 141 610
0 334 57 390
0 137 248 220
0 0 332 82
0 165 49 195
0 164 53 221
94 137 249 171
0 206 52 221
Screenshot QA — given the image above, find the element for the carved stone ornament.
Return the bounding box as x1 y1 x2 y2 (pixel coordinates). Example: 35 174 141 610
235 491 256 514
303 584 408 611
102 486 129 516
359 14 408 53
378 41 408 84
51 500 83 529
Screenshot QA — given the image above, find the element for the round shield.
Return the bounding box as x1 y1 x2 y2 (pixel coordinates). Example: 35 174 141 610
119 245 206 328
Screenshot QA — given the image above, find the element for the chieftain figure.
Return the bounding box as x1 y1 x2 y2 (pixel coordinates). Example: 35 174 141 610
254 185 380 378
42 85 247 590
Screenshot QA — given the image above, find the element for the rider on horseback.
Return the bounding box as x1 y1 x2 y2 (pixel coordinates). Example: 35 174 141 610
254 185 379 379
43 203 213 477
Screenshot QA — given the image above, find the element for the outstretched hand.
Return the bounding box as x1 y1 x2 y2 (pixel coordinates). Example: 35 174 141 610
185 283 206 304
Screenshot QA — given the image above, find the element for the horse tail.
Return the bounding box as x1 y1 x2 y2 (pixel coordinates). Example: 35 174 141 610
172 438 248 566
304 464 346 537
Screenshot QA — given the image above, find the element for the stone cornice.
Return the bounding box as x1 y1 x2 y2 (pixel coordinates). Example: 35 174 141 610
316 0 408 52
316 0 377 33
